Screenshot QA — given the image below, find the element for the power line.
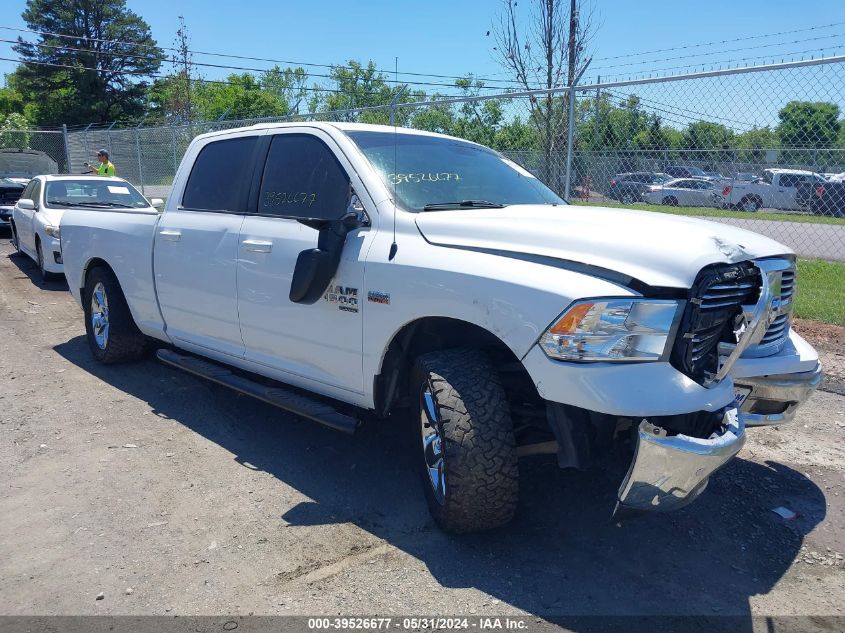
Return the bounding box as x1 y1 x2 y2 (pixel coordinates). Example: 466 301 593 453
0 23 525 88
603 89 757 129
0 54 475 99
1 37 517 91
593 21 845 62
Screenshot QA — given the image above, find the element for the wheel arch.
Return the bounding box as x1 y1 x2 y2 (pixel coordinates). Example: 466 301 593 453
373 316 539 418
79 257 145 328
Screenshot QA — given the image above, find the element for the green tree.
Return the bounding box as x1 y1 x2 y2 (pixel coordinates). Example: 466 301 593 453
734 126 778 163
0 113 31 148
191 73 289 121
682 121 735 150
12 0 164 125
777 101 841 149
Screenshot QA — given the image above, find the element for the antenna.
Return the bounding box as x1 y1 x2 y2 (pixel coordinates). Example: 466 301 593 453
388 58 406 262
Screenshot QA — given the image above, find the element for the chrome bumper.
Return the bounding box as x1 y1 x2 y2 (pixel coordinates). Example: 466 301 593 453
617 408 745 513
734 362 822 426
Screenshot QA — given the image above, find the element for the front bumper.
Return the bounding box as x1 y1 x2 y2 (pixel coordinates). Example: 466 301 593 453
734 362 822 426
617 407 745 513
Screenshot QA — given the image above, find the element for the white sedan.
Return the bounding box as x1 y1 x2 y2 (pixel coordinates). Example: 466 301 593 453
642 178 725 208
10 175 162 280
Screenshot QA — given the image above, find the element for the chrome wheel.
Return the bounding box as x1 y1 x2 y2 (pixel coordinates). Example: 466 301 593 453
621 192 635 204
741 198 757 212
421 380 446 504
90 281 110 350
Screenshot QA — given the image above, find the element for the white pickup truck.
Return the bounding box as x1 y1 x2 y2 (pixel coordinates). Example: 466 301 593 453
59 123 822 533
723 168 827 211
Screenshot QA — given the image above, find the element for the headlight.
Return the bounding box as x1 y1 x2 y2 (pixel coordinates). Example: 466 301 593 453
539 298 683 362
44 225 60 239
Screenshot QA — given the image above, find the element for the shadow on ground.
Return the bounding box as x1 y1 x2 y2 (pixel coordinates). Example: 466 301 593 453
3 229 70 292
54 334 827 630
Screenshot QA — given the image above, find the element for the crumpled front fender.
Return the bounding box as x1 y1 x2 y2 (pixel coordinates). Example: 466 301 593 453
616 408 745 514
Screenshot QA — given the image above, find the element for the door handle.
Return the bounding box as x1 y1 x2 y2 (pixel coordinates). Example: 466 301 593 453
242 239 272 253
158 229 181 241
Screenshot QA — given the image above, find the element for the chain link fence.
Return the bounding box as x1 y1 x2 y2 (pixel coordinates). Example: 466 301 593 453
0 127 69 174
4 56 843 322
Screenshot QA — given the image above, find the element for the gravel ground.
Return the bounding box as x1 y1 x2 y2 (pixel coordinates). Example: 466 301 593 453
0 230 843 627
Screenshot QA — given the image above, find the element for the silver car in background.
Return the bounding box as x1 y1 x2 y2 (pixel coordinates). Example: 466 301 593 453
642 177 725 208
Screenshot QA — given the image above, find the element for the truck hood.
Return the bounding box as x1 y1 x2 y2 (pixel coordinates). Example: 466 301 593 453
414 204 793 289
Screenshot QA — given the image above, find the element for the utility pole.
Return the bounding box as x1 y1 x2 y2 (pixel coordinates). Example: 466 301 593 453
568 0 578 87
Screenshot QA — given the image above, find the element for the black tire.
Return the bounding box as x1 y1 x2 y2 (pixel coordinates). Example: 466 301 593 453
35 239 58 281
620 191 636 204
83 266 147 364
9 221 22 255
411 349 518 533
738 196 761 212
662 196 678 206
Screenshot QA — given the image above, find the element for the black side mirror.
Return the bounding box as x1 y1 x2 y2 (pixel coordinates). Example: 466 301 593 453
289 212 366 305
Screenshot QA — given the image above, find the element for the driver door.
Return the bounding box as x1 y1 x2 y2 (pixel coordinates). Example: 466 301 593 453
236 129 373 396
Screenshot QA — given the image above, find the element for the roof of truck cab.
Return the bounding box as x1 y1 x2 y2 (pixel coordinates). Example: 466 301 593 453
193 121 476 144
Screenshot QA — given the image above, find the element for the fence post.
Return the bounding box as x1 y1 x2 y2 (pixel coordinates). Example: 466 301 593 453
564 60 591 201
61 124 71 173
135 128 144 194
171 126 179 175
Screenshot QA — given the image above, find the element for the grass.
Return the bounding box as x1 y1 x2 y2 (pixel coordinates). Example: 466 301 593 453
795 259 845 326
572 200 845 226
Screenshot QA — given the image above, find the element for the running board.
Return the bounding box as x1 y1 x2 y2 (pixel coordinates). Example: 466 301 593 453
155 349 359 434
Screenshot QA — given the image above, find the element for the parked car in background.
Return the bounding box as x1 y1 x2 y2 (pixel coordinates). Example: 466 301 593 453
10 175 162 280
607 172 670 203
723 168 826 211
642 177 724 207
664 165 710 179
803 180 845 217
0 149 58 228
0 177 25 227
733 172 756 182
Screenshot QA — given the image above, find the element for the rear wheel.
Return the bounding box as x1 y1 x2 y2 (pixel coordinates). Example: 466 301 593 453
620 191 636 204
83 267 148 364
662 196 678 206
411 349 518 533
739 196 761 212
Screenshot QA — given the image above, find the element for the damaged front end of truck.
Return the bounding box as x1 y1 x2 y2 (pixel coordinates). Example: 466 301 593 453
536 257 820 516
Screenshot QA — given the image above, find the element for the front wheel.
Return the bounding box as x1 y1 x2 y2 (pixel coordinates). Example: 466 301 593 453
411 349 518 533
36 240 58 281
83 267 148 364
9 222 22 255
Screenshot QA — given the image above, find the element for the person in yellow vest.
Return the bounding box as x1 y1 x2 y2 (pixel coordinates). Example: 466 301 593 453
84 149 116 176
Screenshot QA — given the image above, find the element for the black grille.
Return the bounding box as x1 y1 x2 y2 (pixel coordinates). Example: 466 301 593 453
671 262 760 384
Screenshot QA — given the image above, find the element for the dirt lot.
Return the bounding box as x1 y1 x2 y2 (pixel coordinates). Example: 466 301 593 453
1 230 843 628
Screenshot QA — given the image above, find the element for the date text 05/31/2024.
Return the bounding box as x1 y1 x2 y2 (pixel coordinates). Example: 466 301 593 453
307 617 528 630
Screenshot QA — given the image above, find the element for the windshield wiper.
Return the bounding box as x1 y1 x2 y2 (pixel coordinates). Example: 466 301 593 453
46 200 78 207
422 200 505 211
71 201 135 209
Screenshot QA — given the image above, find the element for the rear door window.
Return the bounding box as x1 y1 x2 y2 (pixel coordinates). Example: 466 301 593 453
258 134 350 221
182 136 258 212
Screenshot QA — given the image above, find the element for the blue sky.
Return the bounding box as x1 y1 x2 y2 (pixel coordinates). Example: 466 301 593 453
1 0 844 129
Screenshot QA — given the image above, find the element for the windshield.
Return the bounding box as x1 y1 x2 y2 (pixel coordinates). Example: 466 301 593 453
44 179 150 209
346 131 564 211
